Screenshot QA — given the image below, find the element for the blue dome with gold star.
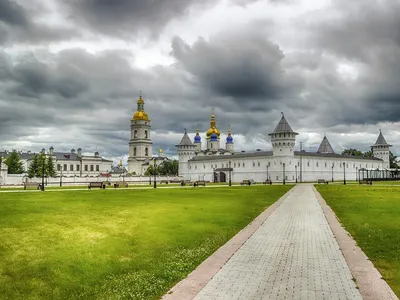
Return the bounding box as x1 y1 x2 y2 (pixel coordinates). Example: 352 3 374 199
210 133 218 141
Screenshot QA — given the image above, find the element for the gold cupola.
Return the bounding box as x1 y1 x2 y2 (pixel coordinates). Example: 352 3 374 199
206 108 221 138
133 91 150 121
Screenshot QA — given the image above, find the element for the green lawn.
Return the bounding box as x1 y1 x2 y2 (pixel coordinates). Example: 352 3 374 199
316 185 400 296
0 185 291 300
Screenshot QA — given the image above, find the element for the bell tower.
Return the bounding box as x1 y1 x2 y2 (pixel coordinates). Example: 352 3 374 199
127 92 153 175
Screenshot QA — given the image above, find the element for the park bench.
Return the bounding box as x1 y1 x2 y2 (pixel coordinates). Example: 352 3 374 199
263 179 272 185
359 180 372 185
24 183 40 190
160 180 169 184
88 182 105 189
194 180 206 187
317 179 328 184
114 181 128 188
180 180 193 186
240 180 251 186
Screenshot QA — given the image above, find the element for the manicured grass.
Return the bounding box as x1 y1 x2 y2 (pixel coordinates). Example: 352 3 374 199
316 185 400 296
0 185 291 299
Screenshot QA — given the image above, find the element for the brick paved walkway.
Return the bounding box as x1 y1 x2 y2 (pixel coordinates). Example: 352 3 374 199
193 185 362 300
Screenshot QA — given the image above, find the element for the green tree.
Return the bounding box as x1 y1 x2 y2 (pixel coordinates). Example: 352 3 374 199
27 154 40 178
27 154 47 178
341 148 363 156
389 151 399 169
46 155 56 177
5 150 24 174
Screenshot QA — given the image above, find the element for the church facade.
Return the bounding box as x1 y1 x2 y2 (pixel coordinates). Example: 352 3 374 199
176 111 392 183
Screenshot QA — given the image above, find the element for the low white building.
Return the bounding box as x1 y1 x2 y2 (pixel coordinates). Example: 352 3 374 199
177 112 391 183
0 147 113 185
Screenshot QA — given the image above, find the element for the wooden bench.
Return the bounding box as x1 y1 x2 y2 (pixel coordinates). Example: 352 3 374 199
194 180 206 187
263 179 272 185
317 179 328 184
88 182 105 189
180 181 193 186
160 180 169 184
114 181 128 188
359 180 372 185
240 180 251 186
24 183 40 190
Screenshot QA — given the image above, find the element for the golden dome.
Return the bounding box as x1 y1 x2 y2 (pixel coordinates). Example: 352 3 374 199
137 95 144 104
206 108 220 138
158 147 163 153
133 110 149 121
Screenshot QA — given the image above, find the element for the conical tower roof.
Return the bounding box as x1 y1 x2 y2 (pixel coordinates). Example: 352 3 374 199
269 113 298 135
317 135 335 154
176 129 194 147
373 130 391 147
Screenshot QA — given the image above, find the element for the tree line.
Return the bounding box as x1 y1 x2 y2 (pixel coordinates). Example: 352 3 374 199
1 150 56 178
144 160 179 176
341 149 399 168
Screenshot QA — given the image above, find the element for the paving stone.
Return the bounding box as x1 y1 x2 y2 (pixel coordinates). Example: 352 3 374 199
194 185 363 300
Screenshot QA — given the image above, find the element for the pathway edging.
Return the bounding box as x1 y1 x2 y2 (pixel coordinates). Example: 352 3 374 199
161 187 294 300
313 186 399 300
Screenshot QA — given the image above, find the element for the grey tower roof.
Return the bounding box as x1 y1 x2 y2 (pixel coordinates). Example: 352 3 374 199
176 129 194 147
317 136 335 154
269 113 298 135
373 130 392 147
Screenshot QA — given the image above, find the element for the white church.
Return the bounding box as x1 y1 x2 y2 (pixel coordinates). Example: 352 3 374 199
176 111 392 183
127 93 393 183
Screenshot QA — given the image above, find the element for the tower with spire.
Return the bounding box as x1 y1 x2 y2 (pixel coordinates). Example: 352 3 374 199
194 127 202 153
206 108 220 151
317 135 335 154
225 125 234 153
268 112 298 157
127 92 153 175
371 129 391 169
176 129 197 177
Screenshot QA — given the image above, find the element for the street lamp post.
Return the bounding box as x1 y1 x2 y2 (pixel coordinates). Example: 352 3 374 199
343 162 346 185
267 163 269 180
41 150 46 191
283 163 286 185
0 156 3 187
153 158 157 189
60 168 63 187
356 167 358 182
228 161 232 186
295 165 297 183
331 163 334 183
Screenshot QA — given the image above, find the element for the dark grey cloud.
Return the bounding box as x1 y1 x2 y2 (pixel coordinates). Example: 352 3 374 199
67 0 216 38
171 28 304 111
0 0 78 45
0 0 399 160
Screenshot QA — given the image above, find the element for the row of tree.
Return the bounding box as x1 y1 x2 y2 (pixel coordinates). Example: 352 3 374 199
144 160 179 176
1 150 57 178
341 149 399 168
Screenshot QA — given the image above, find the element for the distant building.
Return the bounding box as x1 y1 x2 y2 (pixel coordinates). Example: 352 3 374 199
176 111 392 183
0 147 113 178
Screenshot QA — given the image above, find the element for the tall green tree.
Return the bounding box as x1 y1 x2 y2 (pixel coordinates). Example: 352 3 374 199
27 154 40 178
5 150 24 174
27 154 47 178
341 149 373 157
46 155 56 177
389 151 399 169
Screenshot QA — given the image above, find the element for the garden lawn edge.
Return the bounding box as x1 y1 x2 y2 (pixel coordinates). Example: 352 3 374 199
313 186 399 300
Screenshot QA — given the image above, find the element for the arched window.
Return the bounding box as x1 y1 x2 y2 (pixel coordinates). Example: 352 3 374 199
145 130 148 139
134 130 138 138
145 148 148 156
133 147 137 156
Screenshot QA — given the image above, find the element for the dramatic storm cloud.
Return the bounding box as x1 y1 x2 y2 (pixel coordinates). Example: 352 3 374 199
0 0 399 164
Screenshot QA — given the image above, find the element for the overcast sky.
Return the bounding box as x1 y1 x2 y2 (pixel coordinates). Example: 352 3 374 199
0 0 399 164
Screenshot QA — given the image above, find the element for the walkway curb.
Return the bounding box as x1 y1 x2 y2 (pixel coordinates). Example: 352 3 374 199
313 186 399 300
161 187 294 300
